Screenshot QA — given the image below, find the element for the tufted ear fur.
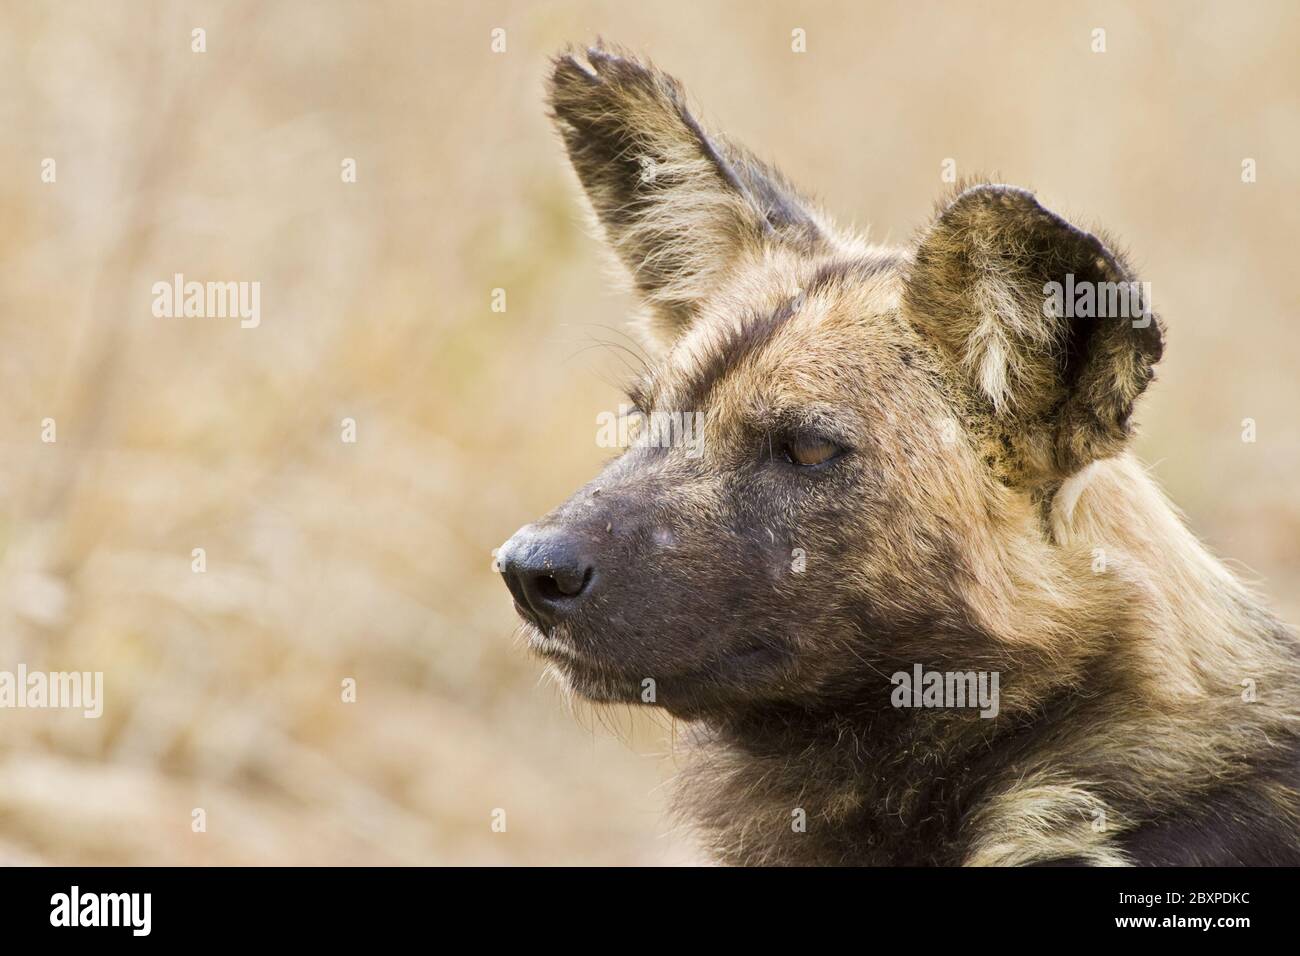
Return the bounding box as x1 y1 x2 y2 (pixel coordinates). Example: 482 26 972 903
547 43 829 350
904 184 1165 484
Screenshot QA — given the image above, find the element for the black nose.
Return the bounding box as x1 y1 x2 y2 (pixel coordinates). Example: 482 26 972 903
498 525 596 626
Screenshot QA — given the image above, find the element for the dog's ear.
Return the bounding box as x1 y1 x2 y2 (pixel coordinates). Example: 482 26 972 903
905 184 1165 482
548 43 825 349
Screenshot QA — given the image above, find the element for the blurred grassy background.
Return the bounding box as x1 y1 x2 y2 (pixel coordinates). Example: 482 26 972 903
0 0 1296 864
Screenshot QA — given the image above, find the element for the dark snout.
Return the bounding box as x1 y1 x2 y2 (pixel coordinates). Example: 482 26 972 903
498 523 598 627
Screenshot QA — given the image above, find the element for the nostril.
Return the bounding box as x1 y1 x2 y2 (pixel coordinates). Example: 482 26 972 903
537 565 593 601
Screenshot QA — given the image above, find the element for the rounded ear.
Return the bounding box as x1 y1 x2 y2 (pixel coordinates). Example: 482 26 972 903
547 43 827 351
904 184 1165 483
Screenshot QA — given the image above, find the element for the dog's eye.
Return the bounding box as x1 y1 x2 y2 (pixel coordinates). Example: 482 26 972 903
625 407 649 439
783 436 844 467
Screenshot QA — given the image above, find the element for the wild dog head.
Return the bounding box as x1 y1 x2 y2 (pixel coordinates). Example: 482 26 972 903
498 44 1164 719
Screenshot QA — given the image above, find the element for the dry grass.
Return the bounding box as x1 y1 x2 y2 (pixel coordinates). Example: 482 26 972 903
1 0 1296 864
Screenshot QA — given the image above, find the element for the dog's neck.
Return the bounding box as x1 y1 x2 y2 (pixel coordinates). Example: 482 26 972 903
673 655 1127 865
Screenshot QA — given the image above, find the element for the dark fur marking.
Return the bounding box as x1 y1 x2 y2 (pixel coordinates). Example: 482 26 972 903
1118 739 1300 866
679 297 800 409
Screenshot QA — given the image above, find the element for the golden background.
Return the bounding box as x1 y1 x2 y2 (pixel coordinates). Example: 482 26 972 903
1 0 1297 864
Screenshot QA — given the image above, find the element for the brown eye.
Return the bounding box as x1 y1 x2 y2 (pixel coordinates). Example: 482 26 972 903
784 437 843 467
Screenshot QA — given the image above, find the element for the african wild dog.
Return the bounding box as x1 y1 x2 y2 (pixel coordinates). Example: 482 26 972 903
497 43 1300 865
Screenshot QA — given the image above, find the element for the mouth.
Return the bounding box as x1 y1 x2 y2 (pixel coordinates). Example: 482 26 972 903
521 621 583 662
520 623 642 704
518 615 794 713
